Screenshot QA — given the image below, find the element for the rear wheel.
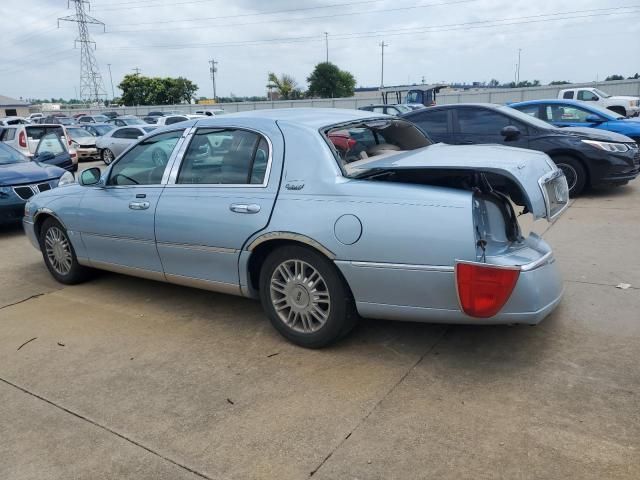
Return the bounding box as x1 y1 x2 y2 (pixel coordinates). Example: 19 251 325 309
39 217 91 284
553 155 587 196
101 148 115 165
259 245 357 348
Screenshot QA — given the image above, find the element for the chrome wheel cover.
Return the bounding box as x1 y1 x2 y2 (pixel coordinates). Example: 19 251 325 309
44 226 72 275
270 259 331 333
103 149 114 164
557 163 578 191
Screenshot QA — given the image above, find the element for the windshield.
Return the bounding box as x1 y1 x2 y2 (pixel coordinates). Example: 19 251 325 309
56 117 74 125
0 142 28 164
142 126 157 133
405 91 420 104
593 88 611 98
67 127 93 138
395 105 412 114
93 115 109 122
325 119 431 177
499 105 557 130
92 125 114 136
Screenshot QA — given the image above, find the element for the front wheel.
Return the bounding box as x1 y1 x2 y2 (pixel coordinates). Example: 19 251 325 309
259 245 358 348
553 155 587 196
101 148 115 165
39 217 91 284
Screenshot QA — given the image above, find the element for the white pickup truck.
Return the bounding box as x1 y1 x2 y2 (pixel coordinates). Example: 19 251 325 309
558 87 640 117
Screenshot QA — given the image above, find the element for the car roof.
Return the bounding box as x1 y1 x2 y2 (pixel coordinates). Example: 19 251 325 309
219 108 385 129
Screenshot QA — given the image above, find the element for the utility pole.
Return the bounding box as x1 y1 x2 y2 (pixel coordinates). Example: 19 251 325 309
107 63 115 100
209 59 218 101
58 0 107 104
324 32 329 63
516 48 522 85
379 41 388 88
133 67 141 75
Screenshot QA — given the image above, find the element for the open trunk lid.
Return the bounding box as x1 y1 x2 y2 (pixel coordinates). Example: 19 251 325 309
347 143 569 221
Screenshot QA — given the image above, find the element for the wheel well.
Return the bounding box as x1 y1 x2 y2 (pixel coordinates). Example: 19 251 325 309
247 239 340 293
607 105 627 116
548 151 591 186
33 213 54 239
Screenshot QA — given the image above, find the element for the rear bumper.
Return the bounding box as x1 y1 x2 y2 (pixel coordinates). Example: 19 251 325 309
336 245 564 326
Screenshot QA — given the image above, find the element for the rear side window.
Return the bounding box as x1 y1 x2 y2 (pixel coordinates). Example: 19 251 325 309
411 109 448 134
1 128 16 141
113 128 141 139
562 91 574 99
515 105 541 118
457 108 510 134
177 128 268 185
166 116 188 125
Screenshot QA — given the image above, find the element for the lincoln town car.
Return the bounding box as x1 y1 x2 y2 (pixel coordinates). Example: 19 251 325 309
23 109 569 348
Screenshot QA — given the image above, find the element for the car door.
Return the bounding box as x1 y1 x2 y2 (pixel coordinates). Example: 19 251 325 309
77 129 186 273
545 104 604 129
453 107 529 148
154 126 281 290
34 133 72 170
408 108 453 143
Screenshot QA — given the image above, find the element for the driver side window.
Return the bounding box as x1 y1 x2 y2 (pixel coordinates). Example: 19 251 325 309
107 130 184 186
578 90 598 101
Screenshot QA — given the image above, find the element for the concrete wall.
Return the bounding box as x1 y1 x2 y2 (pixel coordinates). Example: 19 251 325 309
58 79 640 116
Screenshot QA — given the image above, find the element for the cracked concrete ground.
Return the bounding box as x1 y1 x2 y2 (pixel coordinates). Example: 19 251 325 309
1 180 639 479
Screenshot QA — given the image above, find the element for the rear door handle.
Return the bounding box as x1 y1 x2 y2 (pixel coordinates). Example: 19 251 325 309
129 201 150 210
230 203 261 214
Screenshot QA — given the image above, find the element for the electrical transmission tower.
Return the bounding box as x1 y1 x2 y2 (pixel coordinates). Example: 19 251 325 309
58 0 107 103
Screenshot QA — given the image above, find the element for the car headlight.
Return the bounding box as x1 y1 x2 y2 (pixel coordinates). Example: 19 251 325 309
24 201 32 217
58 171 75 186
0 186 11 198
581 139 630 153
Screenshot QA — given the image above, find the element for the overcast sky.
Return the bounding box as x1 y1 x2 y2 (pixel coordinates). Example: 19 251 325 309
1 0 639 100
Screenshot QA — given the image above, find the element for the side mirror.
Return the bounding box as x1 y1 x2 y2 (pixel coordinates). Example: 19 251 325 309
501 125 521 140
585 114 604 124
79 167 102 186
35 151 56 162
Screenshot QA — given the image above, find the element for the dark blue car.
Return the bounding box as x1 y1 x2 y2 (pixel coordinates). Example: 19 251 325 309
0 142 72 224
510 100 640 143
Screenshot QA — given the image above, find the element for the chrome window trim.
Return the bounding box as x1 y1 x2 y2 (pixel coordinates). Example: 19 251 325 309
81 231 155 245
104 127 188 187
165 126 274 188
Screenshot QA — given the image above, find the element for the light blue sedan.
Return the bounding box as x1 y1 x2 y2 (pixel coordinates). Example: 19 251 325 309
23 109 569 348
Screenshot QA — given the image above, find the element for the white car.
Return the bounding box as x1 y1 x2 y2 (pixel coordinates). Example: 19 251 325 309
0 116 30 126
194 108 225 116
559 87 640 117
153 115 191 126
95 125 157 164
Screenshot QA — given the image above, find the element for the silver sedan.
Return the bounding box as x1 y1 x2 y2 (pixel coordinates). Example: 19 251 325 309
95 125 156 164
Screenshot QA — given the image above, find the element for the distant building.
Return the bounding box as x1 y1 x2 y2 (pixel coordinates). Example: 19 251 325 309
0 94 30 117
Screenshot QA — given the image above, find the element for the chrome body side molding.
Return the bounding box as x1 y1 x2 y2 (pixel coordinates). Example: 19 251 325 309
246 231 336 259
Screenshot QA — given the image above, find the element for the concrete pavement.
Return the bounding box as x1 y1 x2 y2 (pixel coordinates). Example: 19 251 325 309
0 181 639 479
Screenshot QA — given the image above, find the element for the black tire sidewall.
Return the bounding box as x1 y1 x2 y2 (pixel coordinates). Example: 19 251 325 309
553 155 586 196
39 217 87 285
259 246 353 348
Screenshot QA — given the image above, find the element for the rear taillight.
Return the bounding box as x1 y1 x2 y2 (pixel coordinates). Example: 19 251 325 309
455 262 520 318
19 130 27 148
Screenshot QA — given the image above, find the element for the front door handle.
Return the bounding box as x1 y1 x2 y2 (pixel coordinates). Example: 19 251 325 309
230 203 261 214
129 201 150 210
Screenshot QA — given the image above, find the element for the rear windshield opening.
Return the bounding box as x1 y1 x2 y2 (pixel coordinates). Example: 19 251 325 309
324 119 431 177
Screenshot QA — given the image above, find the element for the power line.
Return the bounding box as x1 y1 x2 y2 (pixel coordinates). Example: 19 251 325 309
107 0 477 34
110 7 640 51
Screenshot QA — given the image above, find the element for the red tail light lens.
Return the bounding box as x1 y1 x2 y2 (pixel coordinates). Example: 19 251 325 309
19 130 27 148
455 262 520 318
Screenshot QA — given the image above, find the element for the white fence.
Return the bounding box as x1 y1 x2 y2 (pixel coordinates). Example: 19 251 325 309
59 78 640 116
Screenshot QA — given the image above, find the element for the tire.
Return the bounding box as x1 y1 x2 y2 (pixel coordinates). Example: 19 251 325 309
101 148 115 165
552 155 587 196
39 217 91 285
607 106 627 117
259 245 358 348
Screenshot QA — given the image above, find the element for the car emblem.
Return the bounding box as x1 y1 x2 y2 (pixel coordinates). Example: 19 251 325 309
285 183 304 190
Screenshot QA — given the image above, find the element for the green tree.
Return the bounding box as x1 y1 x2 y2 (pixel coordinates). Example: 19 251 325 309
488 78 500 87
267 72 302 100
118 74 199 105
605 74 624 81
628 73 640 80
306 62 356 98
549 80 571 85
